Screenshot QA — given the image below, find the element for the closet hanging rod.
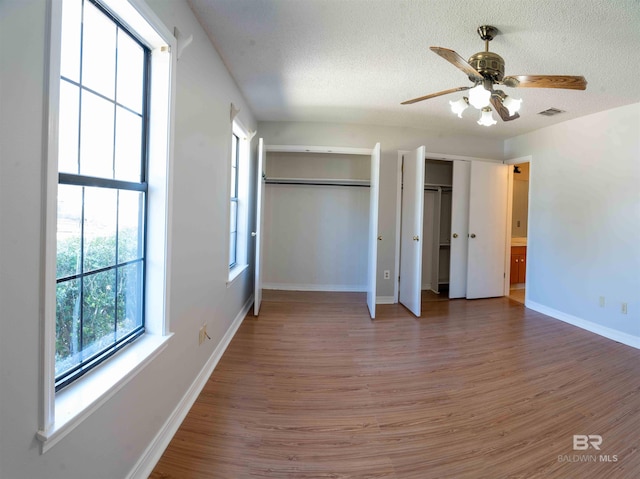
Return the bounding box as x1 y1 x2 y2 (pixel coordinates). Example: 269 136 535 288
265 178 370 188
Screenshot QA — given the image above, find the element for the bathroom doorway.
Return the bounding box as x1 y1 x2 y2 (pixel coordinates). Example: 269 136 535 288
508 161 529 304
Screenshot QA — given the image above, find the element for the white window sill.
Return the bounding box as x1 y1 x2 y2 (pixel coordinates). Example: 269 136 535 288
227 263 249 287
37 332 173 453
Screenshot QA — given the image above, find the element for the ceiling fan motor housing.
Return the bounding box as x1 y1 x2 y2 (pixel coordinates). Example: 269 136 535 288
468 51 505 82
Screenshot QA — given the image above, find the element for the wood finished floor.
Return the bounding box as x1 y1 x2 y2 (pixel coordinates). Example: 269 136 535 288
150 291 640 478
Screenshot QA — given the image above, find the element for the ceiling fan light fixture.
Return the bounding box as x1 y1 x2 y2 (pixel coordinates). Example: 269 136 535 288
477 107 497 127
468 83 491 109
449 97 469 118
503 95 523 116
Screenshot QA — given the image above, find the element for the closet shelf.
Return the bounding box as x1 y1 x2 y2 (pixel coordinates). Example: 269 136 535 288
424 182 453 189
265 177 370 187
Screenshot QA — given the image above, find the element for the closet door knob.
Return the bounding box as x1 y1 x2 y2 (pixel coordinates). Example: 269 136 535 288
470 233 476 238
452 233 458 238
413 235 420 241
251 232 257 237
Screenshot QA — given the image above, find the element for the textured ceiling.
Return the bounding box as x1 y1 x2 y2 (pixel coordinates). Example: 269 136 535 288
188 0 640 140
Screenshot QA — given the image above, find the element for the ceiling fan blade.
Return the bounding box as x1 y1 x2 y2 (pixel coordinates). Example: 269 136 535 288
490 94 519 122
430 47 484 82
401 86 470 105
503 75 587 90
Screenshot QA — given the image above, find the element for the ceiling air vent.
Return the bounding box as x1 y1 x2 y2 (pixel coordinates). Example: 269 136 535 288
538 108 565 117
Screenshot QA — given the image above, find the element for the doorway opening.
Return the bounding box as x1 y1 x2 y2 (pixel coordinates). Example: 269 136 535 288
508 161 530 304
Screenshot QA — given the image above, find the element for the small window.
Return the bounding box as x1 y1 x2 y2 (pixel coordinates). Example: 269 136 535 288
55 0 149 390
229 133 240 268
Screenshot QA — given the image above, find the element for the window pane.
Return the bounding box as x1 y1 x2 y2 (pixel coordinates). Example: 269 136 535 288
116 262 143 340
55 278 81 376
57 184 83 279
230 165 237 197
83 187 117 272
82 269 116 354
60 0 82 82
231 134 238 168
229 231 237 266
80 91 115 178
114 106 142 181
82 1 116 99
116 32 144 114
118 190 144 263
58 81 80 174
230 200 238 233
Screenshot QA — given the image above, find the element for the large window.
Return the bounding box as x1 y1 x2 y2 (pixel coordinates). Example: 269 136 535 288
40 0 173 450
55 0 149 390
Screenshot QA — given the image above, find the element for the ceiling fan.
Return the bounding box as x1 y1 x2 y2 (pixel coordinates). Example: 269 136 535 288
402 25 587 124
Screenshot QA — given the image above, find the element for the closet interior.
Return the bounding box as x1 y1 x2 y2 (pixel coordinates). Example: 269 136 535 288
263 150 370 292
422 159 453 295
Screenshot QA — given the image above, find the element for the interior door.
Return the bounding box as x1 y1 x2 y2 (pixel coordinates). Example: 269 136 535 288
253 138 265 315
466 161 508 299
366 143 381 319
399 146 425 316
449 160 470 298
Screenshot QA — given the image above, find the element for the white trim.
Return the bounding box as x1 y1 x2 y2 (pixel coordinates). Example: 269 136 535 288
376 296 395 305
526 300 640 350
227 263 249 287
503 155 533 166
125 296 254 479
40 0 176 452
424 151 500 163
265 144 372 156
503 155 532 297
394 152 403 303
37 333 172 452
41 0 63 441
263 283 367 292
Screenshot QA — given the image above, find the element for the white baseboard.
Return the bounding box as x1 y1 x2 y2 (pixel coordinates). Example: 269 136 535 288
263 282 366 292
127 294 254 479
376 296 395 304
526 300 640 350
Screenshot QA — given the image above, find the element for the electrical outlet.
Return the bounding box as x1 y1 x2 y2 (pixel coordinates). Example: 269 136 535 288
622 303 628 315
384 270 390 280
599 296 605 308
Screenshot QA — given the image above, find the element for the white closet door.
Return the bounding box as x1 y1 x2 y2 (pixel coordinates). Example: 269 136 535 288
399 146 425 316
367 143 381 319
466 161 508 299
449 160 470 298
253 138 265 315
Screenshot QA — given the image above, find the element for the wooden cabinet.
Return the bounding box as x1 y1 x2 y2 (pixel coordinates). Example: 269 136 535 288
510 245 527 284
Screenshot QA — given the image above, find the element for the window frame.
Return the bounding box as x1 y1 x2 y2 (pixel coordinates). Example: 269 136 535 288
54 0 152 391
227 119 250 284
229 132 240 268
39 0 176 453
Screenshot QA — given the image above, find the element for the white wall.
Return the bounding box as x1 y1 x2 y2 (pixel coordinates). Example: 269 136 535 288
264 184 369 290
505 103 640 339
0 1 257 478
258 121 504 298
